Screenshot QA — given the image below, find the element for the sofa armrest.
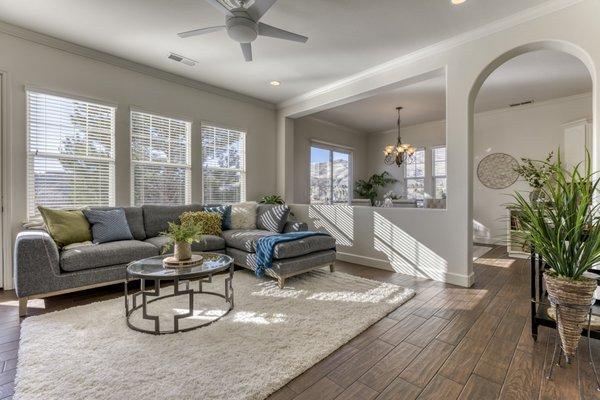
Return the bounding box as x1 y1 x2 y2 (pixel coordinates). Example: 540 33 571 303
14 230 61 298
283 221 308 233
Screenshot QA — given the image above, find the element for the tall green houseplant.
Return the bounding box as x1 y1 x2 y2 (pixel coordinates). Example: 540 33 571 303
354 172 397 206
511 151 600 359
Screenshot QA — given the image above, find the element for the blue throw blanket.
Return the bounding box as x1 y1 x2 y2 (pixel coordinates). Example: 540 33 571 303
255 231 330 277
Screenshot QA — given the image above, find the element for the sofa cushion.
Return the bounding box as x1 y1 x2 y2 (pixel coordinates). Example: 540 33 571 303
83 209 134 244
203 205 232 230
144 236 171 252
142 204 204 238
60 240 159 272
230 202 258 229
92 206 146 240
192 235 226 252
145 235 225 253
38 206 92 248
180 211 222 236
222 229 336 259
256 204 290 233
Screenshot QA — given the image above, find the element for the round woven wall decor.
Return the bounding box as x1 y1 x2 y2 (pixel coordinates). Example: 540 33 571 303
477 153 519 189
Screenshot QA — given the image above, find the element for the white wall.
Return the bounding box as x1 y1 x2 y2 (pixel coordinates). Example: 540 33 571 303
293 117 369 204
367 94 593 244
279 0 600 287
367 121 447 199
0 32 277 289
473 93 592 244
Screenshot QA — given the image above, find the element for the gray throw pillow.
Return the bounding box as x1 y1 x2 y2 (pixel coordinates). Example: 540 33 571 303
83 208 134 244
256 204 290 233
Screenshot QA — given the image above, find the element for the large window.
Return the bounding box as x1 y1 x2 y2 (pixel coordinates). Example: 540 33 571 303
130 111 191 206
27 90 115 218
432 146 447 199
201 124 246 204
405 148 425 200
310 144 352 204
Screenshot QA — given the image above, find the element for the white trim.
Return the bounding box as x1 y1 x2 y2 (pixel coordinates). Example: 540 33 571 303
336 252 474 287
1 70 13 290
303 116 367 135
24 85 118 109
0 21 274 111
279 0 586 110
308 142 354 205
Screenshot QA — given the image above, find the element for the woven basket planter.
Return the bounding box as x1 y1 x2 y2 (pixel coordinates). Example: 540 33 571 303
545 273 596 358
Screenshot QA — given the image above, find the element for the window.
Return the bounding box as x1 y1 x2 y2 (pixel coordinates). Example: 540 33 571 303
27 90 115 218
432 146 447 199
405 148 425 200
130 111 191 206
310 144 352 204
201 124 246 203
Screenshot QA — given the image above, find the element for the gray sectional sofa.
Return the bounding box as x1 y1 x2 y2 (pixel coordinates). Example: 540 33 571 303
14 204 336 316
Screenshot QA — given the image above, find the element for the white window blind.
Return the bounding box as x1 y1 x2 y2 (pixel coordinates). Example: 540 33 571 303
405 148 425 200
130 111 191 206
432 146 447 199
27 90 116 218
202 124 246 204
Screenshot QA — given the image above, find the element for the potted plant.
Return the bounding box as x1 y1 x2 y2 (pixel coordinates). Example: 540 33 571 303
354 172 397 206
514 152 554 202
260 194 285 204
511 152 599 360
161 221 204 261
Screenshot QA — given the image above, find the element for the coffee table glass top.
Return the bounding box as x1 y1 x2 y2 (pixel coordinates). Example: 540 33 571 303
127 252 233 279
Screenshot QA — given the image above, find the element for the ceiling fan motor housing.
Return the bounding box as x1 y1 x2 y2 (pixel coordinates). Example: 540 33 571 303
226 11 258 43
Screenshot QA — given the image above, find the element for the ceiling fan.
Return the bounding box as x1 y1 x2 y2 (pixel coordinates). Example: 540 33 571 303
177 0 308 62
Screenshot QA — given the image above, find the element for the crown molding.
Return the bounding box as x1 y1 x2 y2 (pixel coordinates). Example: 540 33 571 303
302 116 368 135
0 20 276 111
278 0 585 110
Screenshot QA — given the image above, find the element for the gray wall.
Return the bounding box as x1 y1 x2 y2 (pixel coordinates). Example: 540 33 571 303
0 32 277 289
293 117 369 204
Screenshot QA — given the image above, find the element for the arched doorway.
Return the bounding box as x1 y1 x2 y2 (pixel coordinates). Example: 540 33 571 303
468 40 596 258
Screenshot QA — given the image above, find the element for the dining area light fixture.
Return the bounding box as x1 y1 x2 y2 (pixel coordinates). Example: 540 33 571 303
383 106 416 167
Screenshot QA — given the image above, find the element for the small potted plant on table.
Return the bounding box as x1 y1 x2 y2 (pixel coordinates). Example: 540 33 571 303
162 221 203 261
512 152 600 360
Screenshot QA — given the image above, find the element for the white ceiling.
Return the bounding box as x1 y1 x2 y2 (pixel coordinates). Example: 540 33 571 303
0 0 553 104
310 50 592 133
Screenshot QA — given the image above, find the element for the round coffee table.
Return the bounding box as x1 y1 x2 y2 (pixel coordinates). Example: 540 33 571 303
124 252 234 335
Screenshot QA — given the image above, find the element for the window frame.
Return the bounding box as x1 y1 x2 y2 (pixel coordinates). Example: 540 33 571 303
431 145 447 200
309 141 354 205
404 147 426 201
26 88 117 218
201 122 247 204
129 108 192 206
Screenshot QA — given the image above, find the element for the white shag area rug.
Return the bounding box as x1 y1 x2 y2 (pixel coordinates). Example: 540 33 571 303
15 269 414 400
473 245 493 260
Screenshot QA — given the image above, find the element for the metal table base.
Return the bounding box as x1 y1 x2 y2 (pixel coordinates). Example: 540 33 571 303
124 263 234 335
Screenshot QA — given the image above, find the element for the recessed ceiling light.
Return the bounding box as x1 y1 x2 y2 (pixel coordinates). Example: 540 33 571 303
270 81 281 86
452 0 466 4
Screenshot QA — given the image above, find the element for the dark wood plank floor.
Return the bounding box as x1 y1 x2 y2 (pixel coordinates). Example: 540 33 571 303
0 246 599 399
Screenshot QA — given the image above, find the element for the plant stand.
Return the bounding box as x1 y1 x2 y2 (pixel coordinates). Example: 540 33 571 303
546 301 600 391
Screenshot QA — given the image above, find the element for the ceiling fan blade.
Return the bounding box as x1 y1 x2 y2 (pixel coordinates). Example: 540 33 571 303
240 42 253 62
258 23 308 43
177 26 226 38
247 0 277 20
205 0 234 16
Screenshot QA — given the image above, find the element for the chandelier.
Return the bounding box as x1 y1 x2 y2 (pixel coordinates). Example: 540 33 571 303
383 107 415 167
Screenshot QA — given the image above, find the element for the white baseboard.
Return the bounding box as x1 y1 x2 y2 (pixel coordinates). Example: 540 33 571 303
336 252 474 287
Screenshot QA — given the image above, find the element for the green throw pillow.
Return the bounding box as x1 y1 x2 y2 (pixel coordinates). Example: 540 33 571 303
180 211 222 236
38 206 92 247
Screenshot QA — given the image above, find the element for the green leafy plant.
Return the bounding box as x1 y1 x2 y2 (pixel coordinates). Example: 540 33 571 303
354 171 398 206
511 151 600 280
514 151 555 189
260 194 285 204
160 220 204 253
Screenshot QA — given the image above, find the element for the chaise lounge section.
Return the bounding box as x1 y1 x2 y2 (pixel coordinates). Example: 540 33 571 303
14 203 336 316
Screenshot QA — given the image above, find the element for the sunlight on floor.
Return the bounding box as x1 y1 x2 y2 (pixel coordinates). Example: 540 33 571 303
475 257 515 268
0 298 45 309
232 311 286 325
